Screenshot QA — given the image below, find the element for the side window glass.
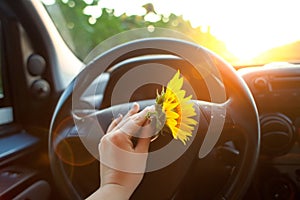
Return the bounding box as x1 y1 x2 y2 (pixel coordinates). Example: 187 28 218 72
0 20 13 126
0 21 3 99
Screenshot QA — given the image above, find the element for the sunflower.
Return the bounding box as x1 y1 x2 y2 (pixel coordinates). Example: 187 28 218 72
154 70 197 145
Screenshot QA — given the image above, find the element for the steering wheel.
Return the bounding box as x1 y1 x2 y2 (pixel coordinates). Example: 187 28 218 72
49 38 260 200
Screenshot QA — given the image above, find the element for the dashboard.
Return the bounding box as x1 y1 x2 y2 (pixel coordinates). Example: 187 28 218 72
239 62 300 199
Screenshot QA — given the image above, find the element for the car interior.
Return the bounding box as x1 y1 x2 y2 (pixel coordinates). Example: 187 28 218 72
0 0 300 200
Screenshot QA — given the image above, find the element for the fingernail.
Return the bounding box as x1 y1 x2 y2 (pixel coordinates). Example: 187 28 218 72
132 102 139 110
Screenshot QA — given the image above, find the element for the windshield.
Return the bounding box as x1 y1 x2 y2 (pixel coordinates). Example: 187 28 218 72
41 0 300 66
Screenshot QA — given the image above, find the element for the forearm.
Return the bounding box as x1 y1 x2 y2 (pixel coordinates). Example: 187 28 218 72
86 184 131 200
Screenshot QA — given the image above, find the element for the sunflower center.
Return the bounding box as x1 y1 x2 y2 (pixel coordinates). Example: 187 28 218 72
166 90 182 127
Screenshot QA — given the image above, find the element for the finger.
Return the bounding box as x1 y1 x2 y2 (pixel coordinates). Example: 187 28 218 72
118 106 155 138
116 102 140 128
124 102 140 119
132 105 155 126
134 121 152 153
107 114 123 133
135 137 151 153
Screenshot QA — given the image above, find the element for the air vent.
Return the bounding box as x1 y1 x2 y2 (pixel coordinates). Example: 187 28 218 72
260 113 295 156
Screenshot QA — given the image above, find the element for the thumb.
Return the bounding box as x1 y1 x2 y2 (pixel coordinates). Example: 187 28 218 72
134 120 152 153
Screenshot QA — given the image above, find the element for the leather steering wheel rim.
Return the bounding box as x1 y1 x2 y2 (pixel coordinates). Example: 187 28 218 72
49 38 260 200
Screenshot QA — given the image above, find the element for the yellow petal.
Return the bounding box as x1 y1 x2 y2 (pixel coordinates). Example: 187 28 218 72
166 110 179 119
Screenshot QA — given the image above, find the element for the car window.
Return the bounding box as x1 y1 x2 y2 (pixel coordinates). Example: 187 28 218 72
0 20 13 126
0 21 3 99
42 0 300 67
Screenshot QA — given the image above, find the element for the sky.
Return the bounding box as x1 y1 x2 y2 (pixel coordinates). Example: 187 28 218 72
42 0 300 62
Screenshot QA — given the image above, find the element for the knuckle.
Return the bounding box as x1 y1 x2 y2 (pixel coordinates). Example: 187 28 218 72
108 132 126 146
99 134 109 145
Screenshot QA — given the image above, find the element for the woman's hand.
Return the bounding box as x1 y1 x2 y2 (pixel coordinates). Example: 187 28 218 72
87 103 154 200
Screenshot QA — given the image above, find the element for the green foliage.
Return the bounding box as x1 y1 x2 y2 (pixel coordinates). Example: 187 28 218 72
45 0 234 62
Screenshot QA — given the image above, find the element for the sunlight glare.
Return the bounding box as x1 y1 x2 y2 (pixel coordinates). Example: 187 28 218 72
97 0 300 63
206 0 300 62
83 5 102 19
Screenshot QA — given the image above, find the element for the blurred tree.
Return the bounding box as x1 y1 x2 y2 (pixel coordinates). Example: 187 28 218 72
45 0 235 63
